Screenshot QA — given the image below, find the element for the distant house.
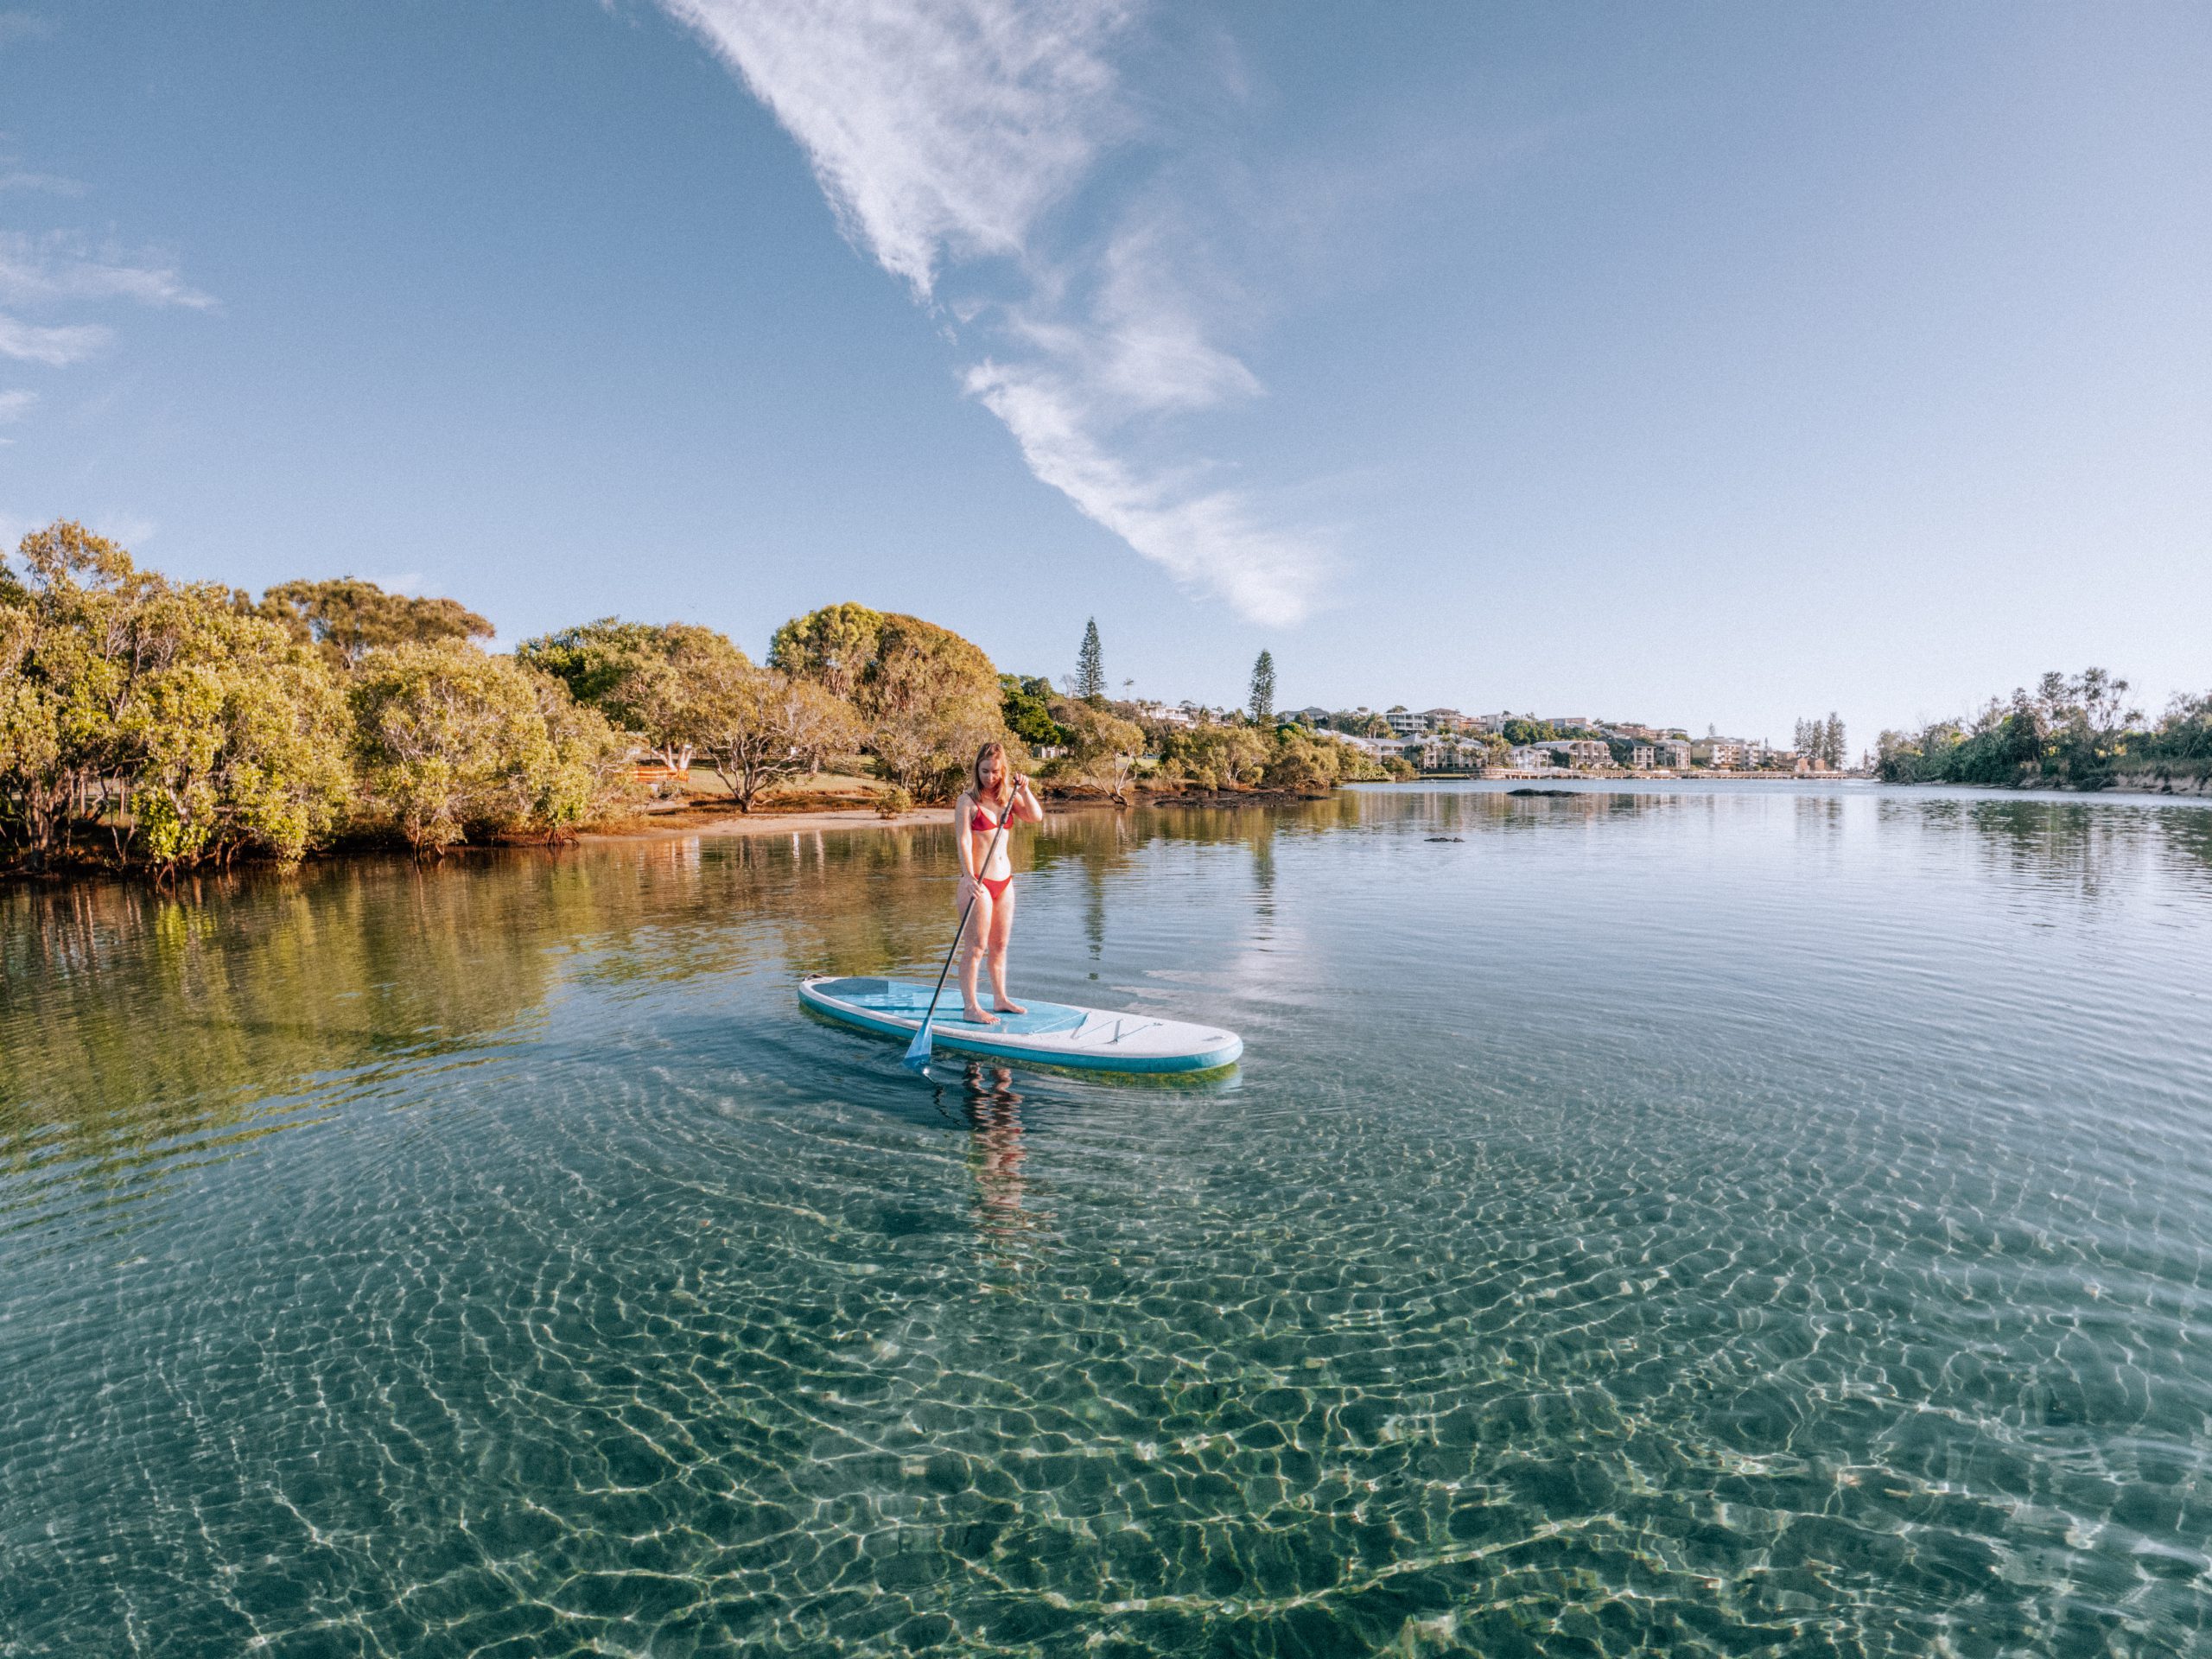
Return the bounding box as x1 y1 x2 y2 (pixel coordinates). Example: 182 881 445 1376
1630 746 1655 770
1693 739 1746 769
1384 709 1426 734
1421 708 1468 733
1288 706 1331 726
1654 741 1692 770
1507 739 1608 769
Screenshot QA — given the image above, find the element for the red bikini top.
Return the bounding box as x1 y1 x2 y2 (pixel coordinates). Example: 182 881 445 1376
969 803 1005 833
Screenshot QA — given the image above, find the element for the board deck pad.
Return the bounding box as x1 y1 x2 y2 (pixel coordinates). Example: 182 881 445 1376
799 976 1243 1074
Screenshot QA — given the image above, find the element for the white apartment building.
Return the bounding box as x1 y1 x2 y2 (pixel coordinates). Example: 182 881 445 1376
1630 746 1655 769
1654 741 1692 769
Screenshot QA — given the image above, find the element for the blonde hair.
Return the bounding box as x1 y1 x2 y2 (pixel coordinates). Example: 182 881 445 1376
971 741 1012 805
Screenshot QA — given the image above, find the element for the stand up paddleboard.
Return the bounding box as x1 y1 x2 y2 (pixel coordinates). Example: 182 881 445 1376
799 976 1243 1075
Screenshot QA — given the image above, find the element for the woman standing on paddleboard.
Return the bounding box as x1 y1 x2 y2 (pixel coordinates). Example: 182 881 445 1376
954 741 1044 1025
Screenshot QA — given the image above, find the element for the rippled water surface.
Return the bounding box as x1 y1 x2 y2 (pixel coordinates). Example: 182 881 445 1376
5 783 2212 1657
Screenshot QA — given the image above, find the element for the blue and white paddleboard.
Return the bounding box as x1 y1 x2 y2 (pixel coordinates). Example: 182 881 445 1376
799 976 1243 1075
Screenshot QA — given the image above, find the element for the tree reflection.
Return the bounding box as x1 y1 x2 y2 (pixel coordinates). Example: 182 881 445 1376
1878 794 2212 901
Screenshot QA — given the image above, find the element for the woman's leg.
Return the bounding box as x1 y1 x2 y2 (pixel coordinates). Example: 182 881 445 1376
988 887 1026 1014
960 886 998 1022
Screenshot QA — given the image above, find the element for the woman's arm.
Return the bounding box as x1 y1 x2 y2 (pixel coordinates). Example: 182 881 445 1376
1013 774 1045 823
954 792 978 878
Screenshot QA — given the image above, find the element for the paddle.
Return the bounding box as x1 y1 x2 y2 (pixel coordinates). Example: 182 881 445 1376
903 777 1020 1072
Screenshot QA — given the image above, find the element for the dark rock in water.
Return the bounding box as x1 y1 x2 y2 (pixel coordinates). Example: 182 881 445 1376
1424 836 1464 842
1508 787 1579 798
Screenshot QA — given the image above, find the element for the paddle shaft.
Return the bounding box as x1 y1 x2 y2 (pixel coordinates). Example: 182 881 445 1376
914 779 1022 1036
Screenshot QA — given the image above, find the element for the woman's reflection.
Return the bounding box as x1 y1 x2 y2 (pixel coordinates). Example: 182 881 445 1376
940 1060 1053 1272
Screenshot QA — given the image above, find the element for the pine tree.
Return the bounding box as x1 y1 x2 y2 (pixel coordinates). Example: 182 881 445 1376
1075 618 1105 702
1824 712 1846 769
1248 650 1276 724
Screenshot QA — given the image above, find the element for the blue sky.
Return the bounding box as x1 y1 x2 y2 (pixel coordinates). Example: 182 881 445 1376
3 2 2205 746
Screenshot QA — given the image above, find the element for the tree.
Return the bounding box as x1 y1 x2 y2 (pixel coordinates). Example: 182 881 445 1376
1075 618 1105 702
0 521 151 866
1822 713 1847 770
518 618 745 775
1262 730 1346 792
767 602 883 701
1157 721 1268 791
1052 698 1146 802
691 660 864 812
259 578 492 669
1000 674 1067 747
2 520 351 872
518 672 636 839
863 626 1007 797
124 605 351 874
1248 650 1275 724
349 642 626 855
770 602 1011 798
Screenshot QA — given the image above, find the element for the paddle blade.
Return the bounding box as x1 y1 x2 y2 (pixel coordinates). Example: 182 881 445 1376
901 1019 934 1072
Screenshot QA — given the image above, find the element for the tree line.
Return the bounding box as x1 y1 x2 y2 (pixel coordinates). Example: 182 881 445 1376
1 523 1382 879
1793 714 1847 769
1877 669 2212 788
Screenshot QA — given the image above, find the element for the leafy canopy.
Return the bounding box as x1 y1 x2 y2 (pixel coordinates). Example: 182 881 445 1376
260 578 493 669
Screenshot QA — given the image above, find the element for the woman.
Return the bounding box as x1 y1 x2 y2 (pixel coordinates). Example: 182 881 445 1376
954 741 1045 1025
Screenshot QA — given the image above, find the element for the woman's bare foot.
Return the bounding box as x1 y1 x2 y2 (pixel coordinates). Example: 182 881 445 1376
993 999 1028 1016
962 1004 1000 1026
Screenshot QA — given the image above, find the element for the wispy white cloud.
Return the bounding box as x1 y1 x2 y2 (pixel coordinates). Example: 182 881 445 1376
657 0 1329 622
660 0 1130 297
0 232 216 310
0 168 82 196
0 314 107 365
0 12 53 49
0 388 32 423
968 359 1320 626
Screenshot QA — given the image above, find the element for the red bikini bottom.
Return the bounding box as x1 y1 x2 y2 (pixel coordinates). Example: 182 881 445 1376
976 874 1012 902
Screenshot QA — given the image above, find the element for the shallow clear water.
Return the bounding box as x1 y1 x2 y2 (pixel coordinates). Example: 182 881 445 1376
5 783 2212 1657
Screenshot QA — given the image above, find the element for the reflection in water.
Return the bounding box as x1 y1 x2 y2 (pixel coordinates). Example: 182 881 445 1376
938 1061 1052 1275
8 785 2208 1241
1883 791 2212 904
